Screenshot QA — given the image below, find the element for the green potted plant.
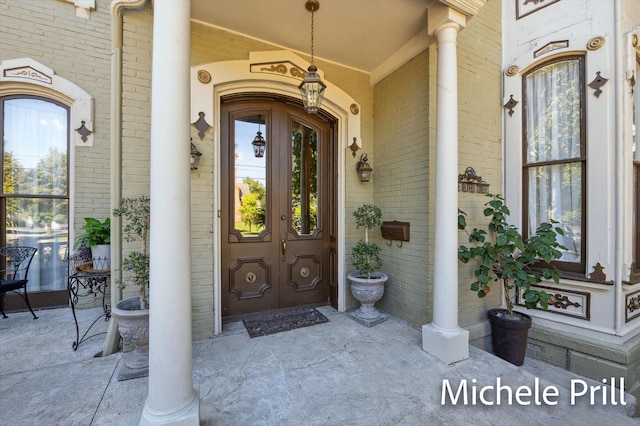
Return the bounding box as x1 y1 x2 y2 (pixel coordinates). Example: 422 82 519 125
347 204 388 326
74 217 111 262
458 193 564 366
111 195 150 378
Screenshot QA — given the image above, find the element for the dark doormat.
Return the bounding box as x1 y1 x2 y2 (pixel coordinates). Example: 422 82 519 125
242 307 329 338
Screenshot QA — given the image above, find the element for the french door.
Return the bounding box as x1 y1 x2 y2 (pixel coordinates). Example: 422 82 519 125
0 96 69 311
220 97 335 317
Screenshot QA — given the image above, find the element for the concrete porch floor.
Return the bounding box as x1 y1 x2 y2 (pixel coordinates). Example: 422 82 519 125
1 305 638 425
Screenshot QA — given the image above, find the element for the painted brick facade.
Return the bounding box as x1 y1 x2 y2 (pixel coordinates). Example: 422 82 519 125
1 0 500 343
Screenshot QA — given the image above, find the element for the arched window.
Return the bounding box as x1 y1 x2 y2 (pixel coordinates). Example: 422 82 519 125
522 56 586 274
0 96 69 297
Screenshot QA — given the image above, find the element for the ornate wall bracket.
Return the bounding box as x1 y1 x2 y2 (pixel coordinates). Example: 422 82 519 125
589 262 613 284
192 111 211 140
349 137 359 158
75 120 93 143
503 95 518 117
588 71 608 98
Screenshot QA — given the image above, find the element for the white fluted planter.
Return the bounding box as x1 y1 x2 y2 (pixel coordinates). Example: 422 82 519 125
112 296 149 380
347 271 388 327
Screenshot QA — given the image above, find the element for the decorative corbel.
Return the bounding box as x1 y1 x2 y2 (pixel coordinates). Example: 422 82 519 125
75 120 93 144
349 137 360 158
588 72 608 98
503 95 518 117
192 111 211 140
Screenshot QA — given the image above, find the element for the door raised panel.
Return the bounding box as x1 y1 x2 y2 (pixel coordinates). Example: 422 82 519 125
228 257 271 299
287 254 322 292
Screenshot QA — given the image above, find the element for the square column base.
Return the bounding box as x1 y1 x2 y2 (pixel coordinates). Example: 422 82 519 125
348 311 388 327
117 364 149 381
140 385 200 426
422 323 469 364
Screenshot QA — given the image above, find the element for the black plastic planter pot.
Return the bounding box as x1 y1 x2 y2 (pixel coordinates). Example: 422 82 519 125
488 308 532 366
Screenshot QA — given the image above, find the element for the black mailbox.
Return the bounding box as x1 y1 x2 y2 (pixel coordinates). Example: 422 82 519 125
381 221 410 242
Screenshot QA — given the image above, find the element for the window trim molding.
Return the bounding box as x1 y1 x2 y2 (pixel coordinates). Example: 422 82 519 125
521 55 587 274
0 58 94 147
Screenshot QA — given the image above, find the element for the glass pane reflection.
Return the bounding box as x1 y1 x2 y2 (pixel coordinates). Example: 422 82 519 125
291 120 318 235
234 115 267 237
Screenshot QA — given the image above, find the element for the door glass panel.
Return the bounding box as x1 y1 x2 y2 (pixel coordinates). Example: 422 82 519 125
233 114 267 237
6 197 68 291
291 120 318 235
2 98 69 292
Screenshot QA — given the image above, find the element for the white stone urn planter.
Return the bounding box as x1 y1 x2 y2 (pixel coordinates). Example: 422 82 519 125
112 296 149 380
347 271 388 326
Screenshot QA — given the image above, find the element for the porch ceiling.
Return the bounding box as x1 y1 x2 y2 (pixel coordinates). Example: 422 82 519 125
191 0 436 75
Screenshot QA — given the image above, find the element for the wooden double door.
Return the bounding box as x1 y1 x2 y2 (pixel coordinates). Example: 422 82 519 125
220 96 337 317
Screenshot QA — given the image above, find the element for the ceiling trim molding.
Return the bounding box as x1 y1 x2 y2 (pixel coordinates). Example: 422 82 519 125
438 0 488 17
371 27 435 86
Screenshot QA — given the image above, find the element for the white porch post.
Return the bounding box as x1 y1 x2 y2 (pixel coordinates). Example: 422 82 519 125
141 0 200 424
422 6 469 364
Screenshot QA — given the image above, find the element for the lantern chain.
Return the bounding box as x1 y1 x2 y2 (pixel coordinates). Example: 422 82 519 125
310 9 315 65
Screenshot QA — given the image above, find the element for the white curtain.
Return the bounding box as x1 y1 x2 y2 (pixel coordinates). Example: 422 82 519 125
525 59 582 262
3 98 69 291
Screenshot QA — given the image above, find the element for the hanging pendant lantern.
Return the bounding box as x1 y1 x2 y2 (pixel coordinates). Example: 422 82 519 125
299 0 326 114
252 126 266 158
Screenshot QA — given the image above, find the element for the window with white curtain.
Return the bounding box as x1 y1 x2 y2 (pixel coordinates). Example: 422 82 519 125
522 56 585 273
0 96 69 293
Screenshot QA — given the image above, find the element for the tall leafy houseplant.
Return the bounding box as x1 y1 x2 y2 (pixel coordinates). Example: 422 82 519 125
113 196 150 309
458 193 565 365
351 204 383 278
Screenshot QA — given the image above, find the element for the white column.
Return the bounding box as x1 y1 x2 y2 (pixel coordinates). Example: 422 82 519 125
141 0 200 424
422 8 469 364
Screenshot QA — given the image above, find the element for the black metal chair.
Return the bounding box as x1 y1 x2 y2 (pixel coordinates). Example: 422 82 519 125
0 246 38 319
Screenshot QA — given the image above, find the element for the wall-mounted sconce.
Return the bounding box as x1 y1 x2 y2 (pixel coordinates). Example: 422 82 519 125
191 140 202 170
356 153 373 182
458 167 490 193
252 126 266 158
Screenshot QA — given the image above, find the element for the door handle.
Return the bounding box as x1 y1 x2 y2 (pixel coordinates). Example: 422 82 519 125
281 238 286 257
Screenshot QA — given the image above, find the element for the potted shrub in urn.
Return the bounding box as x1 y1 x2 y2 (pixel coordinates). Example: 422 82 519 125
74 217 111 266
111 196 150 379
347 204 388 326
458 193 564 366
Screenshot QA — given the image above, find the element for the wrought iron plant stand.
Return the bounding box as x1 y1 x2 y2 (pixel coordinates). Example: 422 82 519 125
67 245 110 351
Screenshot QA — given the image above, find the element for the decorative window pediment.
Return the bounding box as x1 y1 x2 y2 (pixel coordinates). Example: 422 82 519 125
0 58 94 146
